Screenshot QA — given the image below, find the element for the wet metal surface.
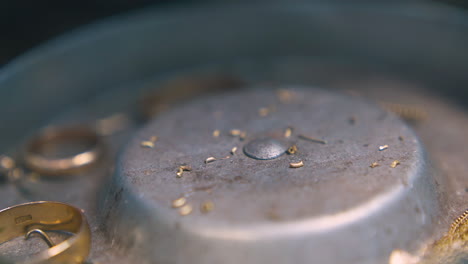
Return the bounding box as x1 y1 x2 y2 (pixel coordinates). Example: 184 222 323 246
243 137 287 160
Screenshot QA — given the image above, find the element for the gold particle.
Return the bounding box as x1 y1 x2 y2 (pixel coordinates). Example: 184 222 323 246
276 89 295 103
201 201 215 213
390 160 400 168
179 204 193 216
370 162 380 168
289 161 304 168
176 165 192 178
0 155 15 170
231 147 238 155
172 197 187 208
379 145 388 151
229 129 241 136
284 127 293 138
287 145 298 155
258 107 270 117
213 130 220 138
205 157 217 164
298 134 327 144
140 141 155 148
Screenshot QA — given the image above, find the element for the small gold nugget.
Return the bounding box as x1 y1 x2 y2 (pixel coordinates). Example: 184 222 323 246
289 161 304 168
212 130 220 138
370 162 379 168
379 145 389 151
258 107 270 117
179 204 193 216
287 145 297 155
390 160 400 168
284 127 293 138
172 197 187 208
176 165 192 178
201 201 215 213
0 155 15 170
140 141 154 148
205 157 217 164
231 147 238 155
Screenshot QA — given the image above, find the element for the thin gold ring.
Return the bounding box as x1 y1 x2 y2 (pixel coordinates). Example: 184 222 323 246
0 201 91 264
23 125 103 176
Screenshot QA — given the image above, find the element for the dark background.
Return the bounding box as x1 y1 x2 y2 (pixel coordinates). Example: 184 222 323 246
0 0 466 66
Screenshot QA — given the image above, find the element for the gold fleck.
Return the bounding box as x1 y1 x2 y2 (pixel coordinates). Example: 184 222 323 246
201 201 215 213
379 145 389 151
229 129 241 136
276 89 295 103
284 127 293 138
140 141 155 148
287 145 297 155
179 204 193 216
258 107 270 117
213 130 220 138
176 165 192 178
0 155 15 170
289 161 304 168
298 134 327 144
370 162 380 168
172 197 187 208
231 147 238 155
205 157 217 164
390 160 400 168
180 165 192 171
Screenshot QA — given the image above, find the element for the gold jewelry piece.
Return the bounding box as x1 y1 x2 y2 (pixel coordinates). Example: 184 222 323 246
23 125 103 175
0 201 91 264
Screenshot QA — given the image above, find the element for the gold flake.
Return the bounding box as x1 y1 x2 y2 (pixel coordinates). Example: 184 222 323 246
379 145 388 151
212 130 220 138
201 201 215 213
284 127 293 138
0 155 15 170
231 147 238 155
276 89 295 103
229 129 241 136
172 197 187 208
140 141 155 148
258 107 270 117
205 157 217 164
287 145 297 155
298 134 327 144
390 160 400 168
176 165 192 178
179 204 193 216
289 161 304 168
370 162 379 168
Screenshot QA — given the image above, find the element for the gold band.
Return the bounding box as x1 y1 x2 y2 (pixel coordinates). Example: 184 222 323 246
0 201 91 264
23 125 102 176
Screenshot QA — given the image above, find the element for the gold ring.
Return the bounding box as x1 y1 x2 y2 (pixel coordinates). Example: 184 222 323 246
23 125 103 176
0 201 91 264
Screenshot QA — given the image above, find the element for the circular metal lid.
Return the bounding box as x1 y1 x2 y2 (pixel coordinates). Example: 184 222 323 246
109 86 437 264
